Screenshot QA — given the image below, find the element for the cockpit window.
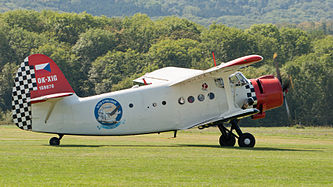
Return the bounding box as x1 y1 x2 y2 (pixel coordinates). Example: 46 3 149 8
236 73 248 86
229 72 248 86
229 75 240 86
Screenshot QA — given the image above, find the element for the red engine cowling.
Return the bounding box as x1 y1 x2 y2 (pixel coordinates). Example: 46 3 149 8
250 75 283 119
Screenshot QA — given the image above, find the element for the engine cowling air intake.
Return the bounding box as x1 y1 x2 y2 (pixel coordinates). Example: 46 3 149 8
250 75 283 119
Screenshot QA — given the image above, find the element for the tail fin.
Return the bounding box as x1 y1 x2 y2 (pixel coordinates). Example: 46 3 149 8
12 54 74 130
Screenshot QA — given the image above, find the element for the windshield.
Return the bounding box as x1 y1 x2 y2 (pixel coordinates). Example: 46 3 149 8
229 72 248 86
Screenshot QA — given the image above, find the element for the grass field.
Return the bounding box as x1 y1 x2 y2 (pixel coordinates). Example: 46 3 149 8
0 125 332 186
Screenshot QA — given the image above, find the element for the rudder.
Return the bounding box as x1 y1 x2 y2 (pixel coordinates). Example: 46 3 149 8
12 54 74 130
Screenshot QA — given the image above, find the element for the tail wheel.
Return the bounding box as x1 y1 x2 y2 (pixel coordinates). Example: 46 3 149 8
238 133 255 147
49 137 60 146
219 134 236 147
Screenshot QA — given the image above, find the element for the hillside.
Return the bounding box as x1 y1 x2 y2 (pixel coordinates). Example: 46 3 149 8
0 0 332 28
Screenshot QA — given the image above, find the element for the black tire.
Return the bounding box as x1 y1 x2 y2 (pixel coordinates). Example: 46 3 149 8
238 133 255 147
219 134 236 147
49 137 60 146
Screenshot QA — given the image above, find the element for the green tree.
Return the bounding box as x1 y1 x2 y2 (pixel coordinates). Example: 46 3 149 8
246 24 281 41
201 24 258 62
283 35 333 125
154 17 203 41
120 13 156 52
279 27 311 62
8 27 47 62
0 23 16 66
71 28 121 95
89 49 146 94
0 63 17 112
72 28 120 62
245 24 281 63
148 38 207 69
1 10 45 33
47 12 102 45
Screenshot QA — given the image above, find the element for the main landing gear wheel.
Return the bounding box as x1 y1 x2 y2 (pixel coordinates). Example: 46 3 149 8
49 134 64 146
49 137 60 146
238 133 255 147
216 119 256 148
219 133 236 146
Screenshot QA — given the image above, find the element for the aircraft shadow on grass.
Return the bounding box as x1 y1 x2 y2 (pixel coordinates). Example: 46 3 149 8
179 144 322 152
43 144 179 148
44 144 322 152
43 144 102 148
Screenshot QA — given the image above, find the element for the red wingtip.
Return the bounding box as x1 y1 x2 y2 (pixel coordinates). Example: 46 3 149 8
224 55 263 68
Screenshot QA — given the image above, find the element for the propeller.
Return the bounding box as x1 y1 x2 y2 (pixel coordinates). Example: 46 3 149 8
273 53 292 121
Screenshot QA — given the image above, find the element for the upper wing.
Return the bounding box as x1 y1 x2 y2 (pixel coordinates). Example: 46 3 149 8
169 55 263 86
133 55 263 86
133 67 203 85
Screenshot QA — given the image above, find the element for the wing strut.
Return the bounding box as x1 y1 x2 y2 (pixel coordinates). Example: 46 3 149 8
44 101 57 124
173 130 177 138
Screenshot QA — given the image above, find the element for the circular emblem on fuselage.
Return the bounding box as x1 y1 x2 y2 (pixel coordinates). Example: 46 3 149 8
94 98 123 129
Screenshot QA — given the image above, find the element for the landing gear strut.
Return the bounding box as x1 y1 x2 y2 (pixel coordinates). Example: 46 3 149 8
218 123 235 146
49 134 64 146
217 119 255 147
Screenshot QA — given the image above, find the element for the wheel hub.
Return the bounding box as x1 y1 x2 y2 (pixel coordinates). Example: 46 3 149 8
244 138 251 145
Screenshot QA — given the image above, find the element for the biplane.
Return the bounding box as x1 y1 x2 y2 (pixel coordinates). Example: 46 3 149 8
12 54 286 147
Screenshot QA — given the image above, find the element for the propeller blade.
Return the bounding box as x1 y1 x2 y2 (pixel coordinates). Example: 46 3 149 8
273 53 292 123
282 79 290 92
290 75 294 89
284 93 291 120
273 53 282 84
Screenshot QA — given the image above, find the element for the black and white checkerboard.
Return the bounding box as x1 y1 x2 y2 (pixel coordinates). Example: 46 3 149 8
12 58 37 130
245 83 257 108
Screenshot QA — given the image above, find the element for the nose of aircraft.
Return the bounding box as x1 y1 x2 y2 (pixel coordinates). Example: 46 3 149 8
250 75 283 119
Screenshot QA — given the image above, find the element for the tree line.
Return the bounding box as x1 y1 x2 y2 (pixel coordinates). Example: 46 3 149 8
0 0 332 29
0 10 332 126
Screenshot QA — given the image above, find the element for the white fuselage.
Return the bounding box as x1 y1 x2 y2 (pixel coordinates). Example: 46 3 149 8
31 73 250 135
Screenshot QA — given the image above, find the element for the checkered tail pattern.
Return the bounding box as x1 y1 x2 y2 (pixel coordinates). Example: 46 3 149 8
12 59 38 130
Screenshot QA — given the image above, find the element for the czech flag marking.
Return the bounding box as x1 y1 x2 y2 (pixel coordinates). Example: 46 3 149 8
35 63 51 73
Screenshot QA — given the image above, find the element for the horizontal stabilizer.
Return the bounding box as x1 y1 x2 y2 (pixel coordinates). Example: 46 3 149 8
30 92 74 104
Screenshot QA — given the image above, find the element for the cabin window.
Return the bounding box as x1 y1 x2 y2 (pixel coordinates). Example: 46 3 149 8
187 96 195 103
178 97 185 105
129 103 134 108
208 92 215 100
214 78 224 88
198 94 205 101
162 101 166 105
